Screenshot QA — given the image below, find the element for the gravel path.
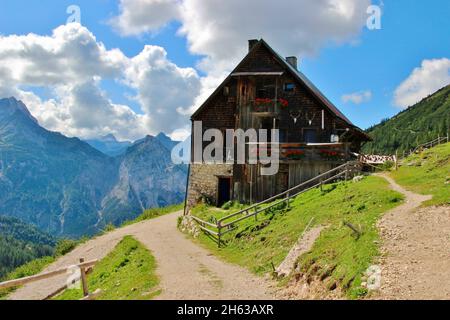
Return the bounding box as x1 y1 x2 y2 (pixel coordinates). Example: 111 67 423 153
374 174 450 300
8 211 275 300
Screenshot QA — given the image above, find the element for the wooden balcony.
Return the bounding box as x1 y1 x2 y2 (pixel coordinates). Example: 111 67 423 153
249 98 289 114
248 142 350 163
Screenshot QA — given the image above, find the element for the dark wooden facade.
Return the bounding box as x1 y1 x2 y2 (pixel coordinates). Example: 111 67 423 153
188 39 370 206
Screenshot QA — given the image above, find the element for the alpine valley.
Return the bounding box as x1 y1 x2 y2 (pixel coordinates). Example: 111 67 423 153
0 97 187 238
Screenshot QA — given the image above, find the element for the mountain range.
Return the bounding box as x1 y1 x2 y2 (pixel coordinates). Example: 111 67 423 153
0 97 187 238
363 85 450 155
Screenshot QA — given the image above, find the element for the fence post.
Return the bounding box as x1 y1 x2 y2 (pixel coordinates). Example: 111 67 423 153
395 150 398 171
286 192 290 209
79 258 89 297
217 223 222 248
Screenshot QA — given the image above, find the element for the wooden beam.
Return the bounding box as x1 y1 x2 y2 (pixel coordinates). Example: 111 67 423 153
0 259 98 290
344 221 362 239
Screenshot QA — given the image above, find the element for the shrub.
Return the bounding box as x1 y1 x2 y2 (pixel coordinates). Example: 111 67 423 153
55 239 79 257
102 223 116 234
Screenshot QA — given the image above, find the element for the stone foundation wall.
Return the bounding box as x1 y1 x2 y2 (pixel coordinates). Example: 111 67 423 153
186 163 233 213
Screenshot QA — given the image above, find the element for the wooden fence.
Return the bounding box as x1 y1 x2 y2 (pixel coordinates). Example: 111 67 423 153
0 258 101 300
408 134 449 157
191 161 362 247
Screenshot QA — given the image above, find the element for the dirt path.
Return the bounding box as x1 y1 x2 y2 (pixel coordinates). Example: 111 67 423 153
8 211 275 300
374 174 450 300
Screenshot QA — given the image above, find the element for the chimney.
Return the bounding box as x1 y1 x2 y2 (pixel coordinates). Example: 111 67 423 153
248 39 259 52
286 56 298 70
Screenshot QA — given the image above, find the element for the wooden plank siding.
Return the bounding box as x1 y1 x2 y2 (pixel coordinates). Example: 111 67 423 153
187 39 369 208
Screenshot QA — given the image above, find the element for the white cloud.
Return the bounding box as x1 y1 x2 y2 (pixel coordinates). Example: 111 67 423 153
169 126 191 141
394 58 450 108
111 0 180 36
124 45 201 134
0 23 201 140
14 85 149 141
113 0 371 74
342 90 372 104
0 24 126 86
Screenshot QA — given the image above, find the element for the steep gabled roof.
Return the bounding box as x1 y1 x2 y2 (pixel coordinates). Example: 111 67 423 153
262 40 353 124
191 39 370 140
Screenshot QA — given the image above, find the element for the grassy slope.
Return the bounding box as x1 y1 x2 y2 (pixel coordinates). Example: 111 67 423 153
363 85 450 155
194 176 403 299
390 142 450 206
0 204 182 299
55 236 160 300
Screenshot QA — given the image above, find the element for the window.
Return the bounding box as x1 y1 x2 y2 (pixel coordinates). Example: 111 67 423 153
223 86 230 96
256 78 276 99
303 129 318 143
257 88 268 99
284 83 295 92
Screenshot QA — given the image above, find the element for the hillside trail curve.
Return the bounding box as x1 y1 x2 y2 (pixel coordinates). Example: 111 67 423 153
373 173 450 300
8 211 276 300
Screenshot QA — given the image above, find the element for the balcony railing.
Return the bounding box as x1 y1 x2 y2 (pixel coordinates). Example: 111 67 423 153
248 142 350 162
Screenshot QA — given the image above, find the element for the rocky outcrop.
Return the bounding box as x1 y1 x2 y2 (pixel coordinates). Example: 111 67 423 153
101 136 187 226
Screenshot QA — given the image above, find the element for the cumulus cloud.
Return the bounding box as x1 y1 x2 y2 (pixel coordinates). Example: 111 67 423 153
0 23 201 140
394 58 450 109
112 0 180 36
13 84 148 141
342 90 372 104
0 24 126 86
112 0 371 73
124 45 201 134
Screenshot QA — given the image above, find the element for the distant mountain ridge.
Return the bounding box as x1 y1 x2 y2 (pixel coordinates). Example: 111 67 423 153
85 132 180 157
363 85 450 155
85 134 132 157
0 97 187 237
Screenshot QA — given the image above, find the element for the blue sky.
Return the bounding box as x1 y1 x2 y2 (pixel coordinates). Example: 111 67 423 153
0 0 449 139
307 0 450 128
